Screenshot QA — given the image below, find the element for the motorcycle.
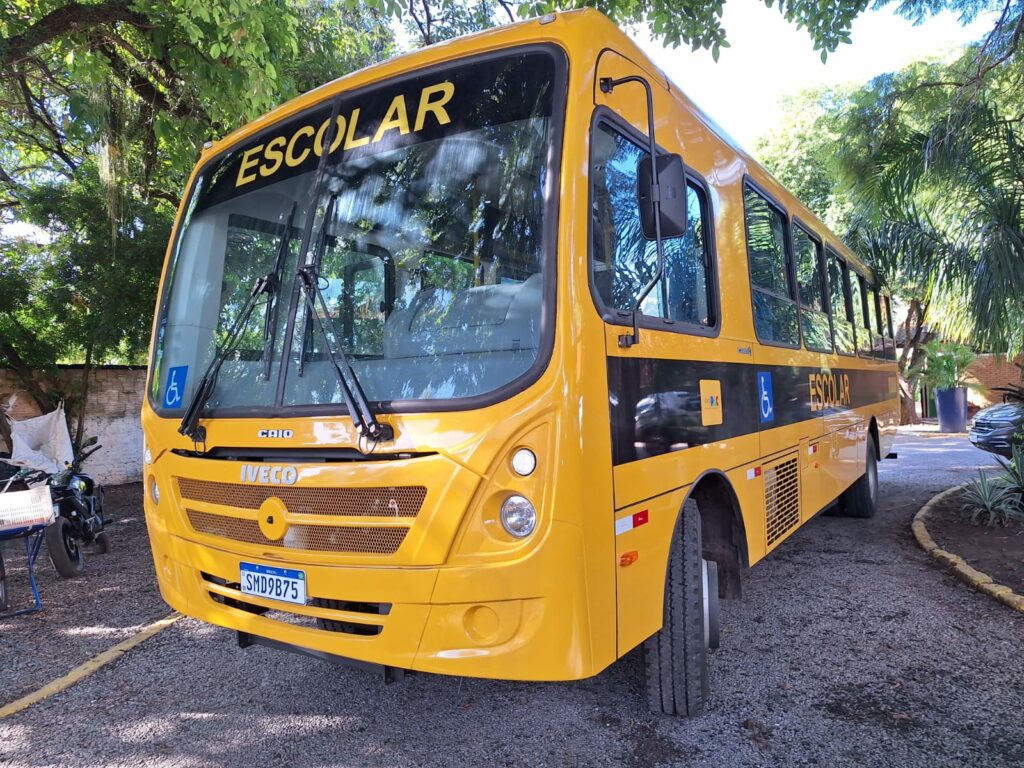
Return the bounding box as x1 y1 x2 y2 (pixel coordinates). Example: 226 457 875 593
44 435 109 577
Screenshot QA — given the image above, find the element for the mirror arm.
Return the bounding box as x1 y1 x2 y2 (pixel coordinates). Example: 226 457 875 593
600 75 666 349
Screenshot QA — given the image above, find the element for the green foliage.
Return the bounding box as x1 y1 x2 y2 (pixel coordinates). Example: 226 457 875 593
995 444 1024 500
369 0 871 57
908 339 980 391
962 469 1022 527
0 1 394 427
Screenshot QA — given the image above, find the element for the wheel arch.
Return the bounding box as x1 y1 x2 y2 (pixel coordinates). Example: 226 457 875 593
682 469 748 599
868 416 880 459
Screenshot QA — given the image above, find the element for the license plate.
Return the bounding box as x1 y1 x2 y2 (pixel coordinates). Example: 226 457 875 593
969 433 979 443
239 562 306 605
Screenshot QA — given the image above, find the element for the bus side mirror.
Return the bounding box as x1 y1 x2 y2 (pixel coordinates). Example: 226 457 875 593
638 154 688 240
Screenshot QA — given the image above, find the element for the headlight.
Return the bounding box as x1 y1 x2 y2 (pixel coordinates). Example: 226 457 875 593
150 478 160 504
500 495 536 538
144 443 153 464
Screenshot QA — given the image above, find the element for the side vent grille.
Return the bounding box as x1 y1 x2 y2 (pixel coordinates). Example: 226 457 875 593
765 455 800 546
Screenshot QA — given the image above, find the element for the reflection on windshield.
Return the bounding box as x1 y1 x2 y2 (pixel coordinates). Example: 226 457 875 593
150 50 560 414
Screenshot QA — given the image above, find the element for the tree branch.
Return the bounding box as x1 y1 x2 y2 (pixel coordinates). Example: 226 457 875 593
0 1 150 68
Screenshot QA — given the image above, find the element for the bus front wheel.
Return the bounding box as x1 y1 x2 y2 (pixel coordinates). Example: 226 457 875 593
839 438 879 518
644 498 712 717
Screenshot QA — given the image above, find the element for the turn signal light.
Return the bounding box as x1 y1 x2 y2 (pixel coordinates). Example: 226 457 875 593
619 551 639 567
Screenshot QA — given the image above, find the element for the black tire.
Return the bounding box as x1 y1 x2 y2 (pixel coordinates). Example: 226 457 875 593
0 548 8 612
93 531 111 554
45 517 85 578
839 438 879 519
644 498 708 717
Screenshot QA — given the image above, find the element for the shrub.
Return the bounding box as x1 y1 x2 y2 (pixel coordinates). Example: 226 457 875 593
961 470 1022 527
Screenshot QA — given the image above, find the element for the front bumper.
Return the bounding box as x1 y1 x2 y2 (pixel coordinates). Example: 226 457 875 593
969 428 1019 458
144 504 595 681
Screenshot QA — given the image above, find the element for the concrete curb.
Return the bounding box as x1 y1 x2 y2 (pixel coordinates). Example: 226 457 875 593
0 612 181 720
912 483 1024 614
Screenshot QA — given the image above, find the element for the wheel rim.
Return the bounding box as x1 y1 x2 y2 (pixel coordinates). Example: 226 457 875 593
868 452 878 505
64 531 80 562
701 559 721 650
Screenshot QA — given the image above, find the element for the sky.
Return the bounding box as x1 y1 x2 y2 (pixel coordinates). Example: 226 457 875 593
631 1 994 152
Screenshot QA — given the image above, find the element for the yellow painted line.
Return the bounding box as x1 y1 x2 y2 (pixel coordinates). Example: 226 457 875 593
0 612 182 720
912 484 1024 615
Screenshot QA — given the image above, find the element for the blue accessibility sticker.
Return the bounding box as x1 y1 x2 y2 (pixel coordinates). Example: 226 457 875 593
757 371 774 424
163 365 189 409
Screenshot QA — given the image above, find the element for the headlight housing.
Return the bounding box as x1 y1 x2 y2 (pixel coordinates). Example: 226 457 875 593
500 495 536 538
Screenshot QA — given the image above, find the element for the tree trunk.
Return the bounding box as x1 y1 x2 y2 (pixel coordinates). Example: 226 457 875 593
74 342 94 450
897 299 928 425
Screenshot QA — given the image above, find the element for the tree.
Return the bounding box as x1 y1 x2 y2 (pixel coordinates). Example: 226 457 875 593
0 1 394 443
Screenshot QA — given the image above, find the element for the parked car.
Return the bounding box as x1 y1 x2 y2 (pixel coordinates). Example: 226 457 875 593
968 401 1024 457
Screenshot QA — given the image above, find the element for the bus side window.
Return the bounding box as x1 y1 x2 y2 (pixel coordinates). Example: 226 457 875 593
849 269 871 356
882 295 896 361
865 284 884 359
828 251 856 355
590 121 714 328
792 223 831 353
743 185 798 346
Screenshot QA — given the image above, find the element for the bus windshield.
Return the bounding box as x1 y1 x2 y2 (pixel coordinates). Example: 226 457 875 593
149 49 560 416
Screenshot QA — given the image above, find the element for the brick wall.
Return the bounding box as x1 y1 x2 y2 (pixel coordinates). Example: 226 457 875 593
967 354 1024 407
0 367 145 486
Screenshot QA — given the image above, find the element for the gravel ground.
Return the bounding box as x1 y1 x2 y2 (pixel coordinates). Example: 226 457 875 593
1 433 1021 768
0 484 169 706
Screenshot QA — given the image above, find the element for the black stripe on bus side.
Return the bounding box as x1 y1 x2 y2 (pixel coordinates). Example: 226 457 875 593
607 357 896 466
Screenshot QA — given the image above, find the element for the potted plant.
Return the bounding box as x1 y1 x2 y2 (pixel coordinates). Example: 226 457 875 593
910 339 981 432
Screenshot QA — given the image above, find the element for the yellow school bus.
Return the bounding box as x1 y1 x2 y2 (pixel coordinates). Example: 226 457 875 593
142 9 898 715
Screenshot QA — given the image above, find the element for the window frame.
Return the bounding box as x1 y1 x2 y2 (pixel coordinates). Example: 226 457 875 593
586 107 722 339
826 246 858 357
742 176 801 350
791 217 834 354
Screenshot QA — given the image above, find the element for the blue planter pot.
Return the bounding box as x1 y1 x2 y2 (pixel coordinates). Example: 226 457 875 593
935 387 968 433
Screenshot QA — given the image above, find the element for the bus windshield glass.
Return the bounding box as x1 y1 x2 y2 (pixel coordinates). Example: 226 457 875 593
149 49 560 416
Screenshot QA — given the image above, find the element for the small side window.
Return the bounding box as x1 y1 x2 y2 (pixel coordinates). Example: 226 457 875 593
882 294 896 361
743 185 798 345
827 250 856 355
793 224 832 353
863 283 883 359
590 122 715 328
849 270 871 356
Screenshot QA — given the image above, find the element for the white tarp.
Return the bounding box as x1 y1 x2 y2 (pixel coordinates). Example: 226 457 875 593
2 403 74 476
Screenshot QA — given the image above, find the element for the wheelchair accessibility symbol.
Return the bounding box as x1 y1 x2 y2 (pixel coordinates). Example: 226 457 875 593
164 365 189 409
757 371 774 424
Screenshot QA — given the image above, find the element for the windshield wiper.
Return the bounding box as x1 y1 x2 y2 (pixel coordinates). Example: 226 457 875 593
297 193 336 377
262 202 298 380
178 273 278 444
296 264 394 444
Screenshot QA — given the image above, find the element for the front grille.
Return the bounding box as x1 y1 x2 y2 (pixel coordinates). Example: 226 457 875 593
176 478 426 518
201 572 388 636
186 509 408 554
765 455 800 546
971 420 995 436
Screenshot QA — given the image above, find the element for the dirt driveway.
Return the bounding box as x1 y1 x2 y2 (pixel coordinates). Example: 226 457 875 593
1 433 1021 767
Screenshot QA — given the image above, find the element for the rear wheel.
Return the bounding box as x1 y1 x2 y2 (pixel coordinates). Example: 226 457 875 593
644 498 718 716
45 517 85 578
839 438 879 518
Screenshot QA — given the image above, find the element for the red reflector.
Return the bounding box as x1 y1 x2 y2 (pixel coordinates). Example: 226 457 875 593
754 466 762 477
632 509 649 528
